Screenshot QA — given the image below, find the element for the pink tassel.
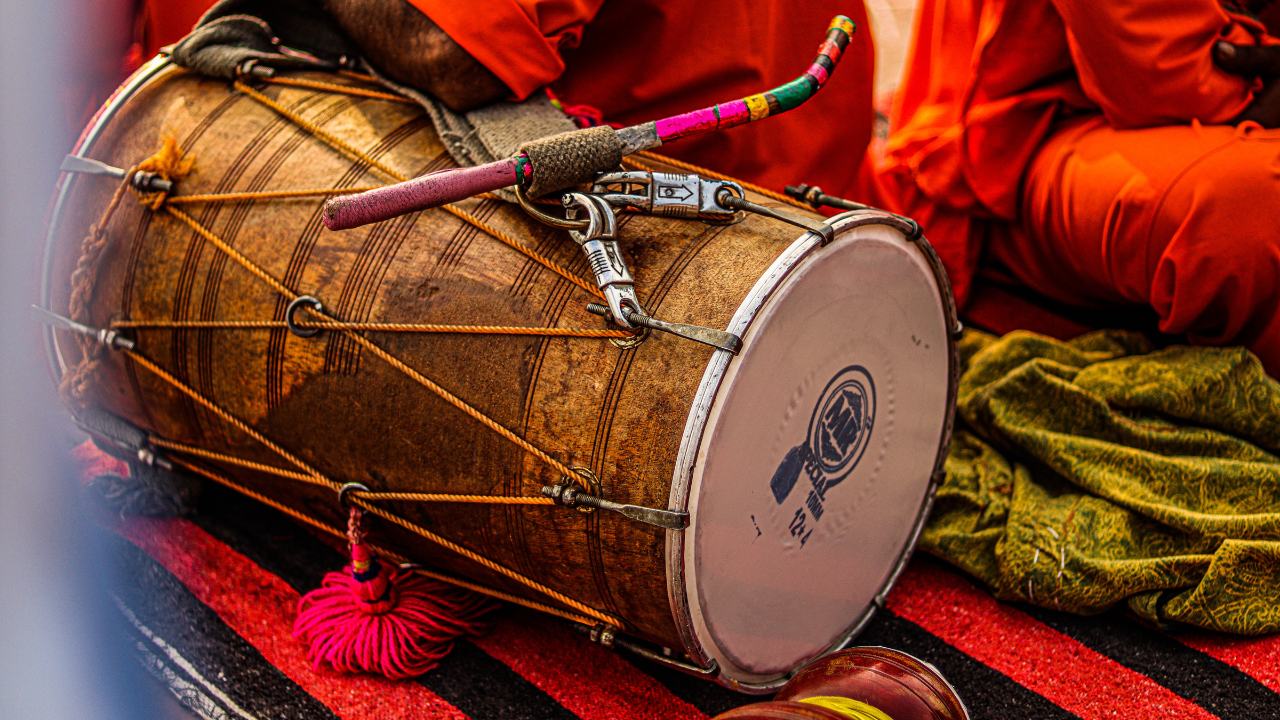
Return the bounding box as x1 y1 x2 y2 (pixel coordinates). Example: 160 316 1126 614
293 507 496 679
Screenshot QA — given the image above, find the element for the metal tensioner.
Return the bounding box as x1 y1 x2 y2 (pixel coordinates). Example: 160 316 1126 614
565 184 747 353
588 170 744 221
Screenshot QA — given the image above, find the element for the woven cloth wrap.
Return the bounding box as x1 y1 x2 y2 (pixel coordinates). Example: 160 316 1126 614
519 126 625 198
925 329 1280 634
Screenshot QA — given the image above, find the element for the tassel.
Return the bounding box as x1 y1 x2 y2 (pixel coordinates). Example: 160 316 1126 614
293 506 497 679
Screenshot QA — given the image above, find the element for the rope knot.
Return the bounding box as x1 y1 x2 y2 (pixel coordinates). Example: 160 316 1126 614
132 135 196 210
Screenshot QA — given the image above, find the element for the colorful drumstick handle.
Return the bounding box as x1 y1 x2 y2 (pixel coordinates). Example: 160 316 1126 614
321 16 853 231
322 156 529 230
616 15 855 152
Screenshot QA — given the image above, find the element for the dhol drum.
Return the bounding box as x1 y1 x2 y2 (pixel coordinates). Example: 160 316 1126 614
43 58 959 691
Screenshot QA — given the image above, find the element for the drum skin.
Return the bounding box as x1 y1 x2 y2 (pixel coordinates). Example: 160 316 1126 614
46 65 819 651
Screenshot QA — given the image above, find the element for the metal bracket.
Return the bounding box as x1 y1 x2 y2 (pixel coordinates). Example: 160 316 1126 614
785 183 923 240
714 189 836 245
542 482 689 530
31 306 135 351
586 303 741 355
590 170 743 221
570 622 720 680
61 154 173 194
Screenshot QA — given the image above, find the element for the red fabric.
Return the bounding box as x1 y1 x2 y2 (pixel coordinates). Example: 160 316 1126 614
70 439 129 482
888 561 1219 720
471 613 706 720
138 0 217 58
986 116 1280 376
408 0 876 200
1181 629 1280 694
877 0 1278 307
961 283 1093 340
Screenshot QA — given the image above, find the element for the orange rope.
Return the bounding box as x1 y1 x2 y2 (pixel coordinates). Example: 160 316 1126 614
350 497 618 626
127 358 611 623
69 81 635 631
236 80 603 300
261 76 417 104
125 350 336 488
113 318 631 338
151 436 556 505
161 204 579 479
165 187 381 204
234 81 406 181
169 455 608 626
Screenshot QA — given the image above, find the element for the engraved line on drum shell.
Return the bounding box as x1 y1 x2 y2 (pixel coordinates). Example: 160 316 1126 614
585 220 730 621
174 91 345 438
119 87 258 442
195 93 343 444
264 106 434 410
312 115 436 377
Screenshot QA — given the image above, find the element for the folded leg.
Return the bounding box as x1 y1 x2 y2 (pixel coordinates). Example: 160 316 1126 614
986 115 1280 376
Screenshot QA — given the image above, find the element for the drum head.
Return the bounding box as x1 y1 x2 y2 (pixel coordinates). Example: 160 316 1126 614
668 213 955 689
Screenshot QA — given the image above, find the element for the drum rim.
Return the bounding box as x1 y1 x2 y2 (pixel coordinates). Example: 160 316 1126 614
41 55 175 383
663 209 961 693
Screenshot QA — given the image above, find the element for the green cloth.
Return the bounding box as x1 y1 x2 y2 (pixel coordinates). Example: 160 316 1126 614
923 329 1280 634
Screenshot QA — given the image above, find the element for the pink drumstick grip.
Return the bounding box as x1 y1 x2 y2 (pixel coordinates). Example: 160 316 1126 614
322 160 519 231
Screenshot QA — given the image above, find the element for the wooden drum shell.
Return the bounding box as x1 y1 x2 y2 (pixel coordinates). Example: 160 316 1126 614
45 62 811 653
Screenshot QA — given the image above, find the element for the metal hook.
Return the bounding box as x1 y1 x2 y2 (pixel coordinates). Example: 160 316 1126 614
338 482 369 508
286 296 324 337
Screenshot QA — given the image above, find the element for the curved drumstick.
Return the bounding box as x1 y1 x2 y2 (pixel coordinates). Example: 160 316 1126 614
323 15 855 231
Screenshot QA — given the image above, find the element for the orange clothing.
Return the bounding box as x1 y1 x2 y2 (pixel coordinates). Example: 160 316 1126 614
409 0 876 199
878 0 1277 306
988 118 1280 376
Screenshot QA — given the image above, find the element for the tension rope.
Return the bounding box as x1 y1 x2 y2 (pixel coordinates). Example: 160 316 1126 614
59 74 646 628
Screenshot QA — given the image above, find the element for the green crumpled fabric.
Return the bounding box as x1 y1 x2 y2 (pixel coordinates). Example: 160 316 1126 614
923 329 1280 634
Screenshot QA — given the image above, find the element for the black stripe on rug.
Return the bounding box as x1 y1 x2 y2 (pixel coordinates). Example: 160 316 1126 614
103 528 340 720
1023 605 1280 720
192 483 583 720
857 610 1081 720
621 653 761 716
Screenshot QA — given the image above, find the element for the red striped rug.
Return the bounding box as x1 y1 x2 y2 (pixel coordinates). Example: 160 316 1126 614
105 482 1280 720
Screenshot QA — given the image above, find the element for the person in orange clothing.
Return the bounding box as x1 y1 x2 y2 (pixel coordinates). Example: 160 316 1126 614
319 0 875 203
875 0 1280 376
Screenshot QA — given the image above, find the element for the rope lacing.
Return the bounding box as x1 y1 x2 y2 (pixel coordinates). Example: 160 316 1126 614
63 73 636 628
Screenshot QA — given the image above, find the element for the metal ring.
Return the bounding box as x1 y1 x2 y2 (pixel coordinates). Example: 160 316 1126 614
515 183 590 229
609 302 650 350
338 482 369 508
561 466 601 514
286 295 324 337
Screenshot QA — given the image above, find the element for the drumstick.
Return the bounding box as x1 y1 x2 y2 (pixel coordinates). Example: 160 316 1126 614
322 15 856 231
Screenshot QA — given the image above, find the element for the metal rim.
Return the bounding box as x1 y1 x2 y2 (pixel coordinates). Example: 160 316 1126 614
663 209 961 692
41 55 175 382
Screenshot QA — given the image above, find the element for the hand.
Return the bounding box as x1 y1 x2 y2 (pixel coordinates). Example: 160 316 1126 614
320 0 511 112
1213 41 1280 128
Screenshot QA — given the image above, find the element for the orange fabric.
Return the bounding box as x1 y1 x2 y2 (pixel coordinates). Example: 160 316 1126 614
987 117 1280 376
878 0 1278 306
409 0 876 200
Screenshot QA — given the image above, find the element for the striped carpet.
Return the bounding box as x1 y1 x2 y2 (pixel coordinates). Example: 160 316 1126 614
106 482 1280 720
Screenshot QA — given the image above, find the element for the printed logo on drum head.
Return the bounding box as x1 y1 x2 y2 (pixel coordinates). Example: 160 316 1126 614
769 366 876 538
